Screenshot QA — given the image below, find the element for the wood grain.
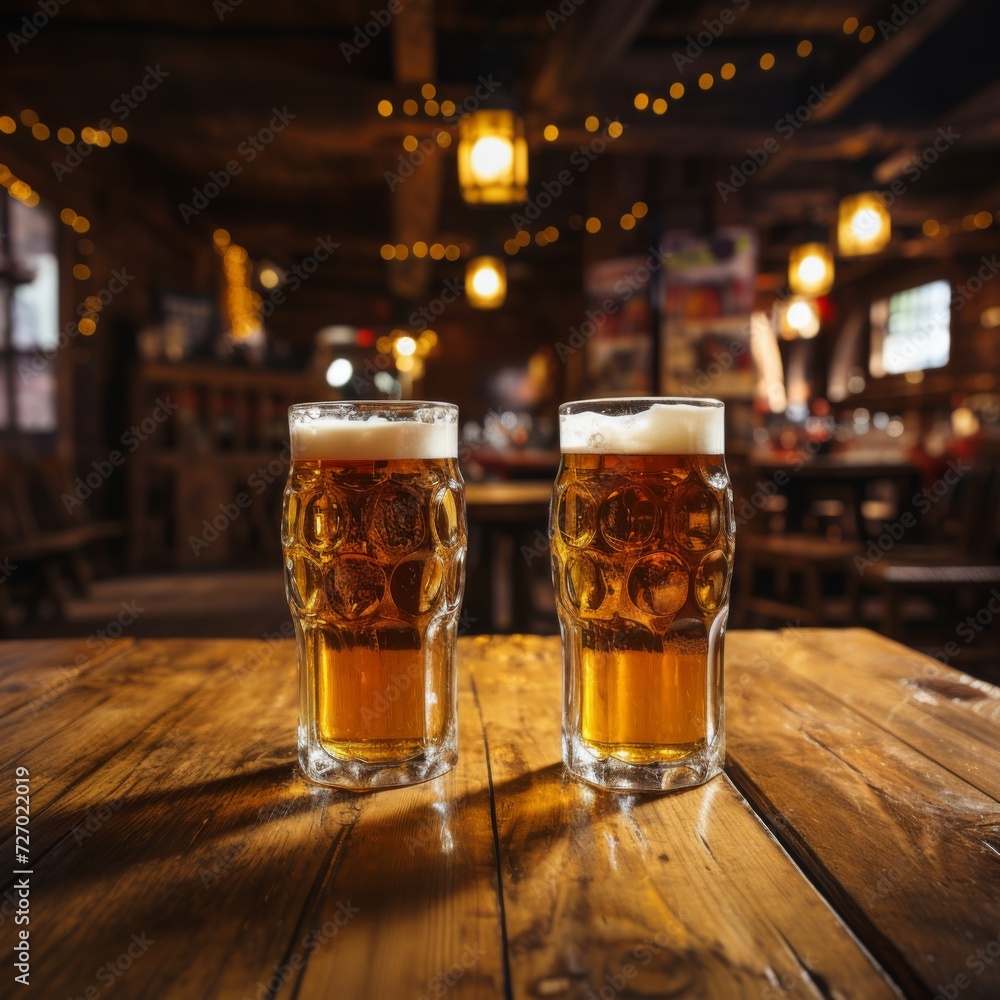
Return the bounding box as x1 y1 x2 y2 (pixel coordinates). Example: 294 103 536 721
1 638 502 1000
2 629 994 999
465 634 901 1000
725 629 1000 1000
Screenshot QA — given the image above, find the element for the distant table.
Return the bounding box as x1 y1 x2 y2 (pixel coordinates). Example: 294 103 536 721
4 630 999 998
465 481 552 631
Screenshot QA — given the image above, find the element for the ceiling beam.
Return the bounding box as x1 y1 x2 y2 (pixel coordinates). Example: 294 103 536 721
811 0 968 123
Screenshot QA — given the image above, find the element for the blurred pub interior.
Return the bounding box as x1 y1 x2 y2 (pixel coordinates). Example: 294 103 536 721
1 0 998 679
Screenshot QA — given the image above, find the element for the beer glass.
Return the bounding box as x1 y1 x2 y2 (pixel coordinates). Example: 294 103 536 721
550 398 733 791
282 401 467 789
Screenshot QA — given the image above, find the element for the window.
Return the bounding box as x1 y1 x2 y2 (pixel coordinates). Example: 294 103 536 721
870 279 951 377
0 192 59 435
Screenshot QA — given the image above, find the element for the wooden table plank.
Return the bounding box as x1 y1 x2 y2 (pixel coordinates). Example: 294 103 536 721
725 630 1000 1000
465 634 902 1000
775 628 1000 801
1 639 503 1000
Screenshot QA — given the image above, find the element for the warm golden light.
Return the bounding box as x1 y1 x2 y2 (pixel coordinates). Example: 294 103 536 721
698 73 714 90
429 242 445 259
858 25 875 43
440 100 455 116
0 116 15 134
514 230 530 247
435 131 451 147
402 99 418 115
71 216 90 233
81 127 97 144
213 228 231 247
922 219 940 237
395 335 417 356
380 243 395 260
785 297 821 338
111 126 127 143
620 213 636 230
504 238 518 254
760 52 775 70
466 256 506 309
721 63 736 80
652 98 667 115
23 191 39 208
424 100 439 115
670 82 684 99
19 109 38 126
457 109 527 204
412 240 428 258
633 93 649 110
403 135 419 152
444 244 460 261
843 16 859 33
394 243 409 260
632 201 648 218
377 99 393 117
60 207 77 224
57 127 74 143
838 193 891 255
421 83 436 100
607 120 623 138
31 123 50 140
259 266 280 289
797 40 813 57
94 130 111 147
788 242 834 296
78 318 96 335
974 210 993 229
73 264 91 280
543 124 559 141
584 115 599 132
585 217 601 234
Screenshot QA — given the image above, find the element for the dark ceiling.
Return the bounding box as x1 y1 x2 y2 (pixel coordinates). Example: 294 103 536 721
2 0 998 301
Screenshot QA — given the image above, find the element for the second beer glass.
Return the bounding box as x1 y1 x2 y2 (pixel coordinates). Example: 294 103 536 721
550 398 734 791
283 401 467 789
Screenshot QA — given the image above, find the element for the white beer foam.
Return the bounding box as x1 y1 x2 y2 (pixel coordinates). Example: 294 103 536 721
560 402 723 455
291 415 457 460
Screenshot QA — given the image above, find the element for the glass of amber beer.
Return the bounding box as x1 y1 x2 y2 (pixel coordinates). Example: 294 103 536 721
550 398 733 791
282 401 467 789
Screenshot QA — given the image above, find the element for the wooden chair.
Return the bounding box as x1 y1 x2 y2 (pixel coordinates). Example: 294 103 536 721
861 445 1000 641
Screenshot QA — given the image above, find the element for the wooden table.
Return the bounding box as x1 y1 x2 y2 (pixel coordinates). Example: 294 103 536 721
4 630 999 999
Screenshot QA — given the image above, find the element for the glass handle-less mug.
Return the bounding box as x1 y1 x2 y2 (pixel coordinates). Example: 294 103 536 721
549 398 734 792
282 401 467 789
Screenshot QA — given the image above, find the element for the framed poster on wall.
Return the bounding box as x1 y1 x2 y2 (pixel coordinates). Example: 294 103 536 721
582 256 655 397
659 227 757 398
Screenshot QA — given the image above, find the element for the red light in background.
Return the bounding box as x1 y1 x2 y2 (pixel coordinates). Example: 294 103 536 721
356 328 375 347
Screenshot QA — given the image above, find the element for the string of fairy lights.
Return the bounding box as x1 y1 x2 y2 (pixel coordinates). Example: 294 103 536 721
1 103 118 336
369 16 999 272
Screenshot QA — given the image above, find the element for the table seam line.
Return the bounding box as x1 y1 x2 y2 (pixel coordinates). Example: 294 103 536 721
470 671 514 1000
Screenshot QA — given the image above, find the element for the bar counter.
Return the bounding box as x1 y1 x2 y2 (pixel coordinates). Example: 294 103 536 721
3 630 998 999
